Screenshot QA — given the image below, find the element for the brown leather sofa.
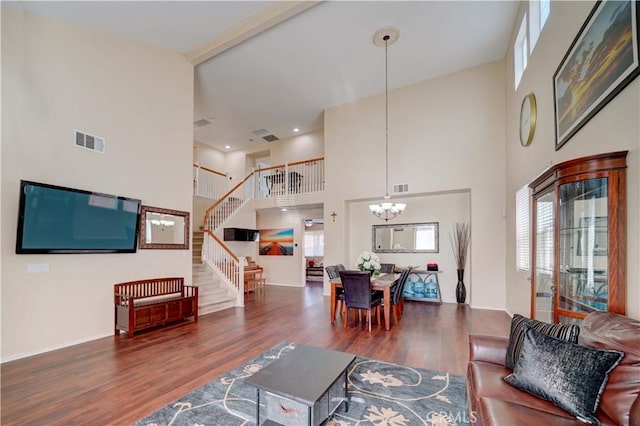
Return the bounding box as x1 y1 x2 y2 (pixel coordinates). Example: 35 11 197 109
467 311 640 425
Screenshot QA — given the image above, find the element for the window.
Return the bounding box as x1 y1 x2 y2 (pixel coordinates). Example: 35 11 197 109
516 185 531 271
529 0 551 53
304 230 324 256
514 13 528 89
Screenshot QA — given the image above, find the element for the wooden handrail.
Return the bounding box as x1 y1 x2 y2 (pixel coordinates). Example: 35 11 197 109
203 156 326 228
255 157 325 172
203 171 256 228
193 163 226 177
205 230 240 262
288 156 324 166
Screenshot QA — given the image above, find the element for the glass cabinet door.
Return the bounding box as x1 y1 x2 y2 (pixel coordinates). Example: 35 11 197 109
557 178 608 321
533 190 555 322
529 151 626 324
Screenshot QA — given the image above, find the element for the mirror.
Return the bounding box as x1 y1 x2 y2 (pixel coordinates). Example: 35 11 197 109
139 205 190 250
372 222 439 253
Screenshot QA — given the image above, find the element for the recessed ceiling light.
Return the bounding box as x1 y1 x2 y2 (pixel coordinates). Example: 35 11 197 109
293 128 300 133
281 208 288 212
225 145 231 149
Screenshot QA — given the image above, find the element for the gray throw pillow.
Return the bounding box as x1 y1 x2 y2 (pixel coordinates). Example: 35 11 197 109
505 313 579 370
504 325 623 425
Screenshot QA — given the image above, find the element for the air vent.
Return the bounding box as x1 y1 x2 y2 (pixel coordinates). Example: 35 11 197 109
75 130 105 154
392 183 409 193
193 118 211 128
252 128 279 142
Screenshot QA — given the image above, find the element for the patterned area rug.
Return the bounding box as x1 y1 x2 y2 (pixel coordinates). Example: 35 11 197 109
134 342 471 426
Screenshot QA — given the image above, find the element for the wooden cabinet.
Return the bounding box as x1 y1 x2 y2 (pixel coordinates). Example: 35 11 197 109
529 151 627 323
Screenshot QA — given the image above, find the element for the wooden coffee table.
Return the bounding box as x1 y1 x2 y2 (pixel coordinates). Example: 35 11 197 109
244 344 355 426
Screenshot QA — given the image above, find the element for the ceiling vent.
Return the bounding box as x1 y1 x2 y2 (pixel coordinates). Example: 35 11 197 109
75 130 105 154
193 118 211 128
252 128 279 142
392 183 409 194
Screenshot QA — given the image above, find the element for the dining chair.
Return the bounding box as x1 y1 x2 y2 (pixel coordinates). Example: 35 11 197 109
326 265 345 315
335 264 346 272
339 270 382 332
389 267 412 325
380 263 395 274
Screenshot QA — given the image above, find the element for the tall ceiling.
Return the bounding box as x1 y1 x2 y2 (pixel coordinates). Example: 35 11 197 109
8 1 520 152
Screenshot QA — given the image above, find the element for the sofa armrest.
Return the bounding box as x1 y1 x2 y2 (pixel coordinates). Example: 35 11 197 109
469 334 509 366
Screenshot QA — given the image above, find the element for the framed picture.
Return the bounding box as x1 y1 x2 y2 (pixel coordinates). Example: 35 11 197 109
259 228 294 256
553 0 639 151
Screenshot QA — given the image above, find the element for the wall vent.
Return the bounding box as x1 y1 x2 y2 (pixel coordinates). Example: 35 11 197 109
392 183 409 193
75 130 105 153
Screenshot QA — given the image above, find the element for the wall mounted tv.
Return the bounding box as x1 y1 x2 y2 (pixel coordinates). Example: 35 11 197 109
223 227 259 242
16 180 141 254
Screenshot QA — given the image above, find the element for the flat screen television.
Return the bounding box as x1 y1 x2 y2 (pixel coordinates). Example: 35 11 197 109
16 180 141 254
223 227 259 242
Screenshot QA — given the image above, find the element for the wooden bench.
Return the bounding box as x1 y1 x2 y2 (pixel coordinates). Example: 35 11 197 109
114 277 198 337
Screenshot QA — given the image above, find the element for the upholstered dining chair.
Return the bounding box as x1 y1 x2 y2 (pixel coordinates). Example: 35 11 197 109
326 265 345 315
339 270 382 332
335 264 346 272
380 263 395 274
389 267 412 325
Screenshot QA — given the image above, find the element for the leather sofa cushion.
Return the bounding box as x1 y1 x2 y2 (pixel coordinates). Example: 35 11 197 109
467 360 575 419
580 312 640 426
504 325 623 425
479 398 616 426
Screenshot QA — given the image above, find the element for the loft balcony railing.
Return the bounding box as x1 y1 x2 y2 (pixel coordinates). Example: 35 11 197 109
193 164 228 200
199 157 324 306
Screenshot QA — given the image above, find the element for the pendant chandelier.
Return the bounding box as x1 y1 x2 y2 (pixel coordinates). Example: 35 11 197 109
369 27 406 222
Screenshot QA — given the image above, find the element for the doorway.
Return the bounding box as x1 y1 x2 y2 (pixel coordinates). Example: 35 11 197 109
303 218 324 285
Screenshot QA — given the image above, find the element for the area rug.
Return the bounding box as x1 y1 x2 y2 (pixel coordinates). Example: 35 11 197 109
134 342 471 426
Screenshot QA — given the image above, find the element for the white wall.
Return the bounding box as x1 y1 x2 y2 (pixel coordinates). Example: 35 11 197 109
348 191 470 304
504 1 640 319
324 60 507 310
194 142 226 171
1 8 194 360
256 207 323 286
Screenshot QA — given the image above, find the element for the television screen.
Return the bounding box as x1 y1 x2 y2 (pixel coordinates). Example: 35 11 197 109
16 180 141 254
223 227 259 241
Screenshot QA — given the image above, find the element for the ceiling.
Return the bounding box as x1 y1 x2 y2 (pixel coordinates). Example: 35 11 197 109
8 1 520 152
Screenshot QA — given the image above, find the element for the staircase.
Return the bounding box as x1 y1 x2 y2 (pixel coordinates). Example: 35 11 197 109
193 231 235 315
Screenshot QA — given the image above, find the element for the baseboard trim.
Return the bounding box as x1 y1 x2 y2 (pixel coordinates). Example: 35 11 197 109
1 332 113 364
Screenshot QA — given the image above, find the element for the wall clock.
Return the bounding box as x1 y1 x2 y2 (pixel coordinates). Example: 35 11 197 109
519 93 537 147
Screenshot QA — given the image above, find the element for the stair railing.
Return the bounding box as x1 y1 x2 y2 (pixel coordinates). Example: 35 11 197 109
201 157 325 306
193 163 228 200
202 231 244 306
203 173 254 232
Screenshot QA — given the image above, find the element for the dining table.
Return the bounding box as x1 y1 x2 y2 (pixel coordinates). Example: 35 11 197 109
330 273 398 331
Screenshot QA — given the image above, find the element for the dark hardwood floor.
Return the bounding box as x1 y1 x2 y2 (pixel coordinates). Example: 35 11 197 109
1 282 510 425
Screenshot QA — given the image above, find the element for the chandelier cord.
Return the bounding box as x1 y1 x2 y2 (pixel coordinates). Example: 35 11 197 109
369 27 405 222
384 35 390 199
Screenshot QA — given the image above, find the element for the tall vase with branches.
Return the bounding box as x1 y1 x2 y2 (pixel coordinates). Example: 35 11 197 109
450 222 470 304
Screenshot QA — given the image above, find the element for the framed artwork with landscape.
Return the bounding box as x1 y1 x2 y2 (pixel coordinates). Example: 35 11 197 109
553 0 639 151
259 228 294 256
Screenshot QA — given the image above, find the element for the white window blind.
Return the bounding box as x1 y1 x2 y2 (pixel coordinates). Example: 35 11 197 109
516 185 531 271
304 230 324 257
536 197 554 274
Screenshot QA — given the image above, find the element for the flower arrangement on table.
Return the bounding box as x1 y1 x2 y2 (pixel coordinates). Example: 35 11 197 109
356 251 382 276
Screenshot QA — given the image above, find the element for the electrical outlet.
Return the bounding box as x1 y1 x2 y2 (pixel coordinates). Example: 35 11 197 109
27 264 49 274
